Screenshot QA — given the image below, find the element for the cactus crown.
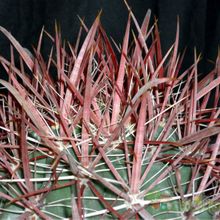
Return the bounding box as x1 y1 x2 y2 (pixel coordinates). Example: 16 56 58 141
0 4 220 220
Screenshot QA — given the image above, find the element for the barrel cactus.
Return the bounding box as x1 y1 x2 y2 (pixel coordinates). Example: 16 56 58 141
0 3 220 220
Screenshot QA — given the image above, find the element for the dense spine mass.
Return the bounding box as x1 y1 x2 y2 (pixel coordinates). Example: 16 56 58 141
0 4 220 219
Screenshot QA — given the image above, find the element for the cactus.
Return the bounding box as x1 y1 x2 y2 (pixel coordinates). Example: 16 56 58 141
0 3 220 219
